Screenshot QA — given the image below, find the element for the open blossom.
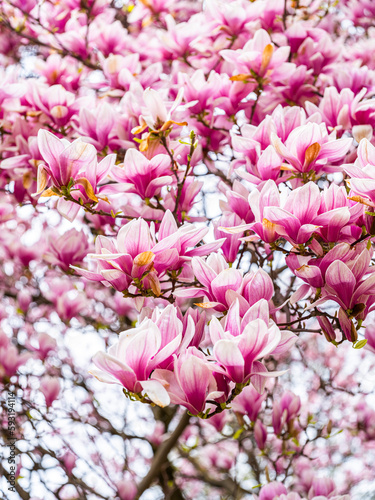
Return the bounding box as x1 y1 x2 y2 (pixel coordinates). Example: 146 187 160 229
221 29 295 84
44 228 90 271
288 242 375 341
25 82 80 127
110 148 174 199
262 182 359 246
271 122 352 175
73 211 224 296
75 101 115 151
131 87 189 152
257 480 350 500
103 53 162 91
175 253 283 315
152 347 224 415
234 144 283 186
209 299 294 386
305 86 375 133
35 129 114 204
90 307 196 408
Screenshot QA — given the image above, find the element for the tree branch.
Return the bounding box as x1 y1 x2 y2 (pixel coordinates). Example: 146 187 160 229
136 412 190 499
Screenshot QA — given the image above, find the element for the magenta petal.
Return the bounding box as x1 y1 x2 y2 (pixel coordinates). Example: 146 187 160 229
145 176 174 198
158 210 178 239
211 268 243 304
325 261 356 308
225 300 241 337
319 137 352 161
242 299 270 327
38 129 65 172
214 340 244 383
117 219 152 257
125 321 160 379
353 273 375 302
59 139 97 185
294 265 324 288
178 356 211 414
192 257 217 288
92 352 136 391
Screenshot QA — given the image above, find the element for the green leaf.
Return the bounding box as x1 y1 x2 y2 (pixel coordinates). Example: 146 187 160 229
233 428 244 440
353 339 368 349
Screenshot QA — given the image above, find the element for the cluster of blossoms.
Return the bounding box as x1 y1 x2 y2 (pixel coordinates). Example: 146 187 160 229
1 0 375 498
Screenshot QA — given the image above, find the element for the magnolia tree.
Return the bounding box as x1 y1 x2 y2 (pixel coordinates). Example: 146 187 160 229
1 0 375 499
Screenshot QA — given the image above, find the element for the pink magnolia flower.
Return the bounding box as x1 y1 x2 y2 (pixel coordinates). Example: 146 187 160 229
221 29 295 84
131 87 189 152
243 145 283 185
175 252 280 315
25 83 79 127
17 289 32 312
218 180 282 244
290 242 375 341
230 384 266 421
61 451 76 476
219 179 255 224
174 253 241 311
89 19 129 57
102 53 162 91
35 54 86 92
272 391 301 435
308 478 337 499
40 376 61 407
263 182 356 246
44 228 90 272
36 129 96 196
204 0 256 39
116 478 137 500
74 212 223 296
213 212 242 263
75 101 115 151
55 290 87 322
90 315 189 407
164 176 204 220
208 299 292 386
152 347 223 415
25 332 57 360
305 86 372 132
273 65 317 108
314 183 362 243
0 340 31 379
258 481 287 500
232 105 307 165
330 64 375 94
111 148 173 200
295 29 341 75
271 122 352 175
254 420 267 450
36 129 115 220
12 0 37 13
